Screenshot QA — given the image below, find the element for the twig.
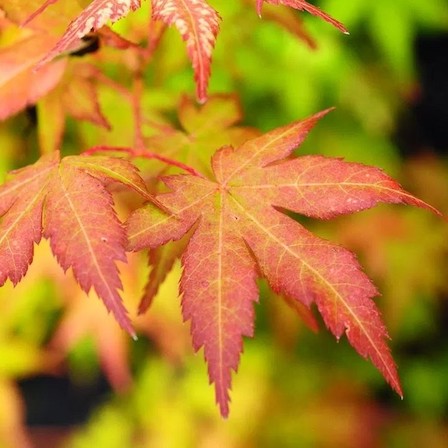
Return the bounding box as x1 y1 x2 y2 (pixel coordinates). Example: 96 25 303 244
83 145 206 178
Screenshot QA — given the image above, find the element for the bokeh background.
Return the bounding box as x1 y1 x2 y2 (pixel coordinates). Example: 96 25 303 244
1 0 448 446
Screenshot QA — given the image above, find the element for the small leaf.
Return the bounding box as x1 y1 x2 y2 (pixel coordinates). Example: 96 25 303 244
66 155 149 199
259 1 317 48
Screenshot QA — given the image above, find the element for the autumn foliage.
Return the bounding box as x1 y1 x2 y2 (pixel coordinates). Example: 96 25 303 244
0 0 443 420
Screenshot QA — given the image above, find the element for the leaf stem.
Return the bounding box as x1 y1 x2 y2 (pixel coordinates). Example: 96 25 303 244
83 146 206 178
132 76 146 151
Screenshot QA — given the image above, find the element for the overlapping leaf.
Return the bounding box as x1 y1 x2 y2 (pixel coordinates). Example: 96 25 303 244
139 236 190 314
257 1 316 48
0 153 151 336
127 109 439 416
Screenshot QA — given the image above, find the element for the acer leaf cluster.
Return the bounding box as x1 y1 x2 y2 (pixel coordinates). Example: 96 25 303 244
0 0 444 419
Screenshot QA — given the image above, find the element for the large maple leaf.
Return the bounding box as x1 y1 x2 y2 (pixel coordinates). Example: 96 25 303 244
0 153 151 337
127 109 439 416
151 0 220 103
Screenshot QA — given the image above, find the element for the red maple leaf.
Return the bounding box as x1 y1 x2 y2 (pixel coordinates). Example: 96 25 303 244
151 0 220 103
0 153 152 337
126 109 439 416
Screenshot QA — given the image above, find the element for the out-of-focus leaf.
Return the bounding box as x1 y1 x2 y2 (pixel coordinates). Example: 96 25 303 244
35 0 142 69
144 94 259 178
37 63 110 153
0 31 66 120
0 380 32 448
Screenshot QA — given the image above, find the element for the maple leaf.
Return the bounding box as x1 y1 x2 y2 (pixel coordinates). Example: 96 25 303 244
151 0 220 103
127 109 439 416
240 0 316 48
0 152 151 337
35 0 142 69
256 0 348 34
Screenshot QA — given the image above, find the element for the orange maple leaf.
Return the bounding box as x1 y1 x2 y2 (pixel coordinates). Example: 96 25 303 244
127 109 439 416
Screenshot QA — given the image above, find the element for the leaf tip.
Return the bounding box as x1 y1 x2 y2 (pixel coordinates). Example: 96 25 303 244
197 93 208 105
317 106 336 117
218 398 230 419
137 293 154 315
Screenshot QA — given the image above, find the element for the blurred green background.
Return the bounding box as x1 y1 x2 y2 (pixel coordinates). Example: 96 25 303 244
1 0 448 447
